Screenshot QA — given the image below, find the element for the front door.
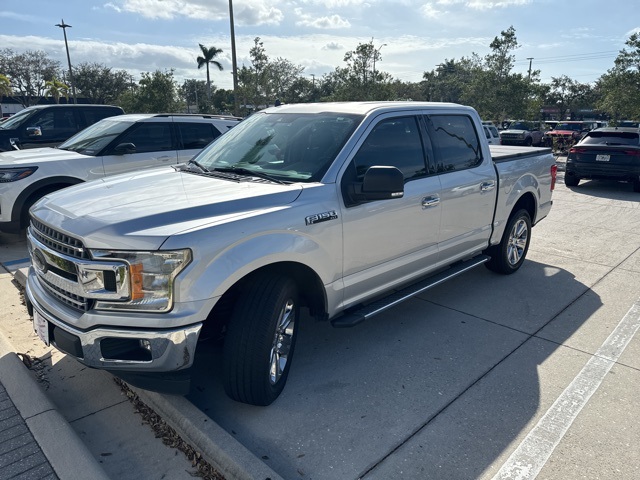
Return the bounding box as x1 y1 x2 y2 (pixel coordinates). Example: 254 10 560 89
101 121 179 176
340 114 442 308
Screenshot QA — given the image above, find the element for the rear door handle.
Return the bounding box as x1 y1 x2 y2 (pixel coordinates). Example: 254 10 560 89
422 195 440 208
481 181 496 192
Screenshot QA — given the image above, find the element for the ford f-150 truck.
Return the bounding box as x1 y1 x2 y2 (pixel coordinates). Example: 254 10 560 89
25 102 556 406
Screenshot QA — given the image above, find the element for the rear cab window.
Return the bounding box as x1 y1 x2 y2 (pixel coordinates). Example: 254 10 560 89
427 115 483 173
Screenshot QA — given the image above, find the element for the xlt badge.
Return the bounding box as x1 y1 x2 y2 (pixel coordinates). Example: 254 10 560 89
305 210 338 225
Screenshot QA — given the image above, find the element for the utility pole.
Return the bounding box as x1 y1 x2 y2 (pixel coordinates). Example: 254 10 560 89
527 57 534 80
310 74 315 102
55 19 77 104
228 0 239 117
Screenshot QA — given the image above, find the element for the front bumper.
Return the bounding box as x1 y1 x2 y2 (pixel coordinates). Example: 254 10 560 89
26 266 202 373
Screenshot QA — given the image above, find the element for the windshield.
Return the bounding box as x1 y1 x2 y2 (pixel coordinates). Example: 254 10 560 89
555 123 583 131
0 108 37 130
58 117 133 155
509 122 532 130
191 111 362 182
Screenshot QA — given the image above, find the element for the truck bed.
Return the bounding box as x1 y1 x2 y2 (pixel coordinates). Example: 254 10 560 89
490 145 553 163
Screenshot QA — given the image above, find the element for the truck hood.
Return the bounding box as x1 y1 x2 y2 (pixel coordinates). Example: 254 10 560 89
501 129 528 134
0 147 86 165
31 167 304 250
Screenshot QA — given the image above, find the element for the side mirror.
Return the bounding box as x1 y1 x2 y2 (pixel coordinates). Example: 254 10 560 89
113 142 136 155
26 126 42 137
361 166 404 201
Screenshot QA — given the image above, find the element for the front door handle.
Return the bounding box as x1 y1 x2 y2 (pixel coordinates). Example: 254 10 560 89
481 181 496 192
422 195 440 208
157 156 172 162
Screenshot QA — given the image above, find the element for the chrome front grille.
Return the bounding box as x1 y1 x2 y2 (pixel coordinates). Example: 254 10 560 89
40 276 93 311
27 220 131 315
30 218 89 259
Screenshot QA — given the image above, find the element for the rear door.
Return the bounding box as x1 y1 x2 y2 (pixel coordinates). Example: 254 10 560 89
427 114 497 261
340 114 442 306
175 121 222 163
100 120 179 176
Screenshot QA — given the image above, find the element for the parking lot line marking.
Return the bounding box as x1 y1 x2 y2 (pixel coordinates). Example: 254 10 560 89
3 257 30 266
492 298 640 480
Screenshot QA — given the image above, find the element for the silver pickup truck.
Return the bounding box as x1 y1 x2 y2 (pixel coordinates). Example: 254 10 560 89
25 102 557 406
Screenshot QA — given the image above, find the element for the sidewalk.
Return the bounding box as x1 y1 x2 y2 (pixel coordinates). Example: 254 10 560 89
0 330 109 480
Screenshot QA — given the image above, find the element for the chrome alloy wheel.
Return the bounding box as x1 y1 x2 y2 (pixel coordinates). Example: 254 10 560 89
269 299 296 385
507 219 529 266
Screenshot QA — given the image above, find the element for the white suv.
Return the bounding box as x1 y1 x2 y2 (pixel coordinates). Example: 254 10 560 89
0 113 240 232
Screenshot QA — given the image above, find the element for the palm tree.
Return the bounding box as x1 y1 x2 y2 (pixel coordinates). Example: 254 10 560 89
44 78 70 104
197 44 224 101
0 74 11 98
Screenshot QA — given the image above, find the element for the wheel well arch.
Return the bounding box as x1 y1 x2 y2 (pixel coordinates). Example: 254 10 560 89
202 261 328 337
512 191 536 223
13 176 84 227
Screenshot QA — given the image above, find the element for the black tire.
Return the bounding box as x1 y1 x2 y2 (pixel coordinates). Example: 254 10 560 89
485 209 532 275
564 174 580 187
524 137 533 146
223 274 299 406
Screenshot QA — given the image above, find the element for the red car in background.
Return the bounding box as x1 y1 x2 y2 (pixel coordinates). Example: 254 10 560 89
546 121 597 151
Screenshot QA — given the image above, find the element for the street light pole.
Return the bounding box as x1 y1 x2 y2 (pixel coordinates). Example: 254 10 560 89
228 0 239 117
55 19 77 104
373 43 387 85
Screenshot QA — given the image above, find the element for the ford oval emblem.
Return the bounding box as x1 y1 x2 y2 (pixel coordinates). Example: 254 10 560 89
32 249 48 274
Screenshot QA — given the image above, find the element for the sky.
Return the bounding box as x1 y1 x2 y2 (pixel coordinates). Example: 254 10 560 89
1 0 638 91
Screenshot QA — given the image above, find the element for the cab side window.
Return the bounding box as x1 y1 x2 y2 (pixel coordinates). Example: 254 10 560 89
177 123 219 150
351 116 427 181
114 122 174 153
27 109 77 139
429 115 482 172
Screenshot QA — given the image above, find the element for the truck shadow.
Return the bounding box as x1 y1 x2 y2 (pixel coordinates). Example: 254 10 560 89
187 259 601 480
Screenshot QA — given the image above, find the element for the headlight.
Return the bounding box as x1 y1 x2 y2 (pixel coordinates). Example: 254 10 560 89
0 167 38 182
90 249 191 312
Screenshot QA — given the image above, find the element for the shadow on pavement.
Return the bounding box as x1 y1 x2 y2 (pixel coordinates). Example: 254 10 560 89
186 259 601 479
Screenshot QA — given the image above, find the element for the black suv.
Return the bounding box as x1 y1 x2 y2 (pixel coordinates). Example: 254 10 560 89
0 104 124 151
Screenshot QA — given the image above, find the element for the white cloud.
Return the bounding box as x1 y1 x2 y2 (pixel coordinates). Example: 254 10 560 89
323 41 345 50
296 11 351 29
467 0 531 9
420 4 444 18
104 0 284 26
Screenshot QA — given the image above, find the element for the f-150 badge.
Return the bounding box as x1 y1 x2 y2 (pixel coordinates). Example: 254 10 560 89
305 210 338 225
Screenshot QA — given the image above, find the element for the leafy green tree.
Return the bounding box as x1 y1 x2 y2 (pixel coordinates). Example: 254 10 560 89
0 74 11 97
596 33 640 122
180 79 208 113
44 78 69 103
117 70 181 113
73 63 131 104
197 44 223 101
0 49 60 106
323 39 394 101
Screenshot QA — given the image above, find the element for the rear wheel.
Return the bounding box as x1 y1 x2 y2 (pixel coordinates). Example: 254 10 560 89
485 209 531 275
564 174 580 187
223 274 299 406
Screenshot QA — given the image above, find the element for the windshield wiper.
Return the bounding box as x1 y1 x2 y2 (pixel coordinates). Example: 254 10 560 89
187 159 209 172
212 166 287 184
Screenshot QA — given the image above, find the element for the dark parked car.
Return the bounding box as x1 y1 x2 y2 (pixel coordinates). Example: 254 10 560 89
0 104 124 151
565 127 640 192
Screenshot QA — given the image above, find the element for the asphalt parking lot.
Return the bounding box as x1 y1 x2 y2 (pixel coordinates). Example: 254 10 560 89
1 165 639 480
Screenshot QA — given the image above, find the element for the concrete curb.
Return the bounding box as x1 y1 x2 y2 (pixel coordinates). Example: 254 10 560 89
132 387 283 480
12 267 281 480
0 331 110 480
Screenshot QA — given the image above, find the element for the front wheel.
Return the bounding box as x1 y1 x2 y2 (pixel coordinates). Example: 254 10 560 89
223 274 299 406
485 209 532 275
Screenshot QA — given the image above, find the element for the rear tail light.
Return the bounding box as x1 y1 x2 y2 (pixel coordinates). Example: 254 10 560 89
623 150 640 156
569 147 587 154
550 164 557 191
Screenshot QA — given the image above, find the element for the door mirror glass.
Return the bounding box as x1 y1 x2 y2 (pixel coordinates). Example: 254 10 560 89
113 142 136 155
26 126 42 137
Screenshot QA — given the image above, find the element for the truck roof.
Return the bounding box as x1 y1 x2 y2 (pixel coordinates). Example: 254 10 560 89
262 101 472 116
